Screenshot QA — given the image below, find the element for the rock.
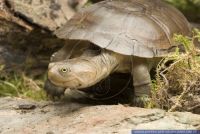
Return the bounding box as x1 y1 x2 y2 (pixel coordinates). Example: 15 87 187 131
0 8 64 75
14 103 37 110
0 97 199 134
6 0 88 31
0 0 89 76
0 45 26 67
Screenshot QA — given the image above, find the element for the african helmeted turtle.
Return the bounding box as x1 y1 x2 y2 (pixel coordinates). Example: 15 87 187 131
45 0 191 106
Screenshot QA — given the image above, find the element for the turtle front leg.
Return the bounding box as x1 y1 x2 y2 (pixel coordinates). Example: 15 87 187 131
44 79 65 100
131 57 151 107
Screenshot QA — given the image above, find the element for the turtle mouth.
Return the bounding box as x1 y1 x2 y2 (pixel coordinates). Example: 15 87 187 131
48 71 77 87
49 78 77 87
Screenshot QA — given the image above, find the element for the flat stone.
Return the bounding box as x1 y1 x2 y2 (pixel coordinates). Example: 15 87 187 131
0 97 199 134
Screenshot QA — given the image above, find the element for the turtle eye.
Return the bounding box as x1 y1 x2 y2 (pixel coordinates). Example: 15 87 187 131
60 68 69 73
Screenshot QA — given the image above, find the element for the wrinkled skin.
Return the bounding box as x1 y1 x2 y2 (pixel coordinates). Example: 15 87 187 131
45 47 159 107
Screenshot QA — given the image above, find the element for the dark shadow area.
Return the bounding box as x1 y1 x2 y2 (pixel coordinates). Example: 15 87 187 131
57 66 158 106
61 73 134 105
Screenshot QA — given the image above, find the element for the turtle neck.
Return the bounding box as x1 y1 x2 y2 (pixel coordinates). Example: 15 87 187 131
89 50 120 84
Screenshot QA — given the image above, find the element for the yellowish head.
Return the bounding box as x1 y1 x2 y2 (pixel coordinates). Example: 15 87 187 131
48 58 98 89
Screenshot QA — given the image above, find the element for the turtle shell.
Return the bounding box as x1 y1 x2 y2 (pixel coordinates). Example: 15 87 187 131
55 0 191 58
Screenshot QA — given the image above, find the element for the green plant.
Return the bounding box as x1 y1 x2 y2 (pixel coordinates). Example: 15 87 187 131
0 72 47 101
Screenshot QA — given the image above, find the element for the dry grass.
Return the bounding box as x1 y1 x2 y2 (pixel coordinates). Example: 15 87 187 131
151 29 200 114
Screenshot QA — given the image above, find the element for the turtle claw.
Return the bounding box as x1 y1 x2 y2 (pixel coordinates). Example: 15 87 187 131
131 95 151 108
47 94 62 101
44 79 65 101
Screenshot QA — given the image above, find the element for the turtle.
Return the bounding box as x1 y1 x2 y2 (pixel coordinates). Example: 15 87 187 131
45 0 191 106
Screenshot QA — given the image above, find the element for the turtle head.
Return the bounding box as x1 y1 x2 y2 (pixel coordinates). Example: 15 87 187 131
48 58 98 89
